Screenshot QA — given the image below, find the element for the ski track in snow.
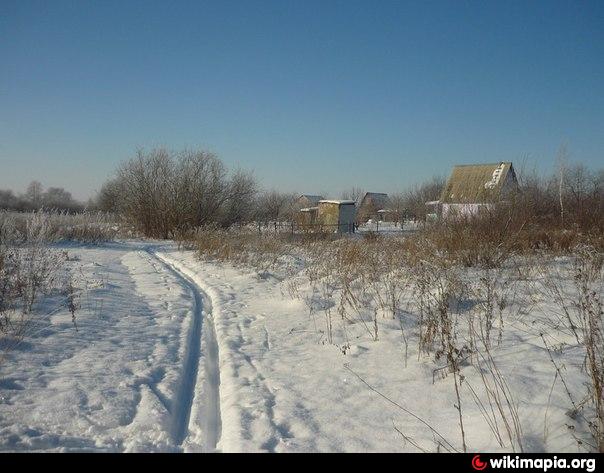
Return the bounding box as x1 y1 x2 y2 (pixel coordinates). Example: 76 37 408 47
146 248 222 451
1 240 594 452
152 250 296 452
0 242 225 452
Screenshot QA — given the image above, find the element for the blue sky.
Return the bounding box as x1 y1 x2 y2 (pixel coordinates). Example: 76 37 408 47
1 0 603 199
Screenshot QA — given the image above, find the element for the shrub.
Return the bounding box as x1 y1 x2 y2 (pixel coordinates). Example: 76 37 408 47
0 213 68 360
104 148 257 239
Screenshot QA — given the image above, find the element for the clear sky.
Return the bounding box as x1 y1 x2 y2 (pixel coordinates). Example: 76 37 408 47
1 0 603 199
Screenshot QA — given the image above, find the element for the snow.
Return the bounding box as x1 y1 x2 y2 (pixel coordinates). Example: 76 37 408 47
0 241 597 452
318 200 356 205
357 220 416 234
442 203 494 218
484 162 506 189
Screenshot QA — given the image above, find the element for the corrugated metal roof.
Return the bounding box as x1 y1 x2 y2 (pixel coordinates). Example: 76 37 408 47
440 162 517 204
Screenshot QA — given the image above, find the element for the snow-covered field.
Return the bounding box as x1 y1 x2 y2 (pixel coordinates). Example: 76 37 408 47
0 240 599 452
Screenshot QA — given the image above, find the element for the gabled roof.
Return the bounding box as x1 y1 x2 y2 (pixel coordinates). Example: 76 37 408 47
297 194 324 205
440 162 517 204
359 192 389 209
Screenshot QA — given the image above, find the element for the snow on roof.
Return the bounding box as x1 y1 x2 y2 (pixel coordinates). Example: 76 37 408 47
440 162 517 204
319 199 356 205
298 195 324 204
300 207 318 212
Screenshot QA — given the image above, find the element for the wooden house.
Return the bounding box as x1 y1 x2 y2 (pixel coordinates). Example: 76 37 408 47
357 192 390 223
438 162 518 218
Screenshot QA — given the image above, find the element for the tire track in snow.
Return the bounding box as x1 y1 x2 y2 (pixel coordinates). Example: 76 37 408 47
146 248 222 451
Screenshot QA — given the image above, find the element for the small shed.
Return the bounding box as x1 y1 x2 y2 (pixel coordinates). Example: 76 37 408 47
296 207 319 226
318 200 356 233
439 162 518 218
357 192 390 223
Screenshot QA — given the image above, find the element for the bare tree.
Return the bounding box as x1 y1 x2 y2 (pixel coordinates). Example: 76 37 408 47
557 144 568 226
255 190 296 223
115 148 175 238
388 192 407 224
1 183 85 212
25 181 44 209
0 190 18 210
96 178 123 213
42 187 81 212
341 186 365 205
107 148 257 237
403 176 445 220
221 169 258 226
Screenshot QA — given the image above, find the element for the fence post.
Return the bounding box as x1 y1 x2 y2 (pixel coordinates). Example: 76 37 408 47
376 220 379 232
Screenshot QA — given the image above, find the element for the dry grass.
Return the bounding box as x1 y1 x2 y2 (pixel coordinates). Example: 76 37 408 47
183 214 602 451
0 210 124 364
1 210 125 243
0 213 69 362
177 226 301 275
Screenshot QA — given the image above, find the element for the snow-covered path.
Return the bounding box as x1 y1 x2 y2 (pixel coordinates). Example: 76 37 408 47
0 241 592 452
149 248 221 450
1 241 418 452
0 242 225 451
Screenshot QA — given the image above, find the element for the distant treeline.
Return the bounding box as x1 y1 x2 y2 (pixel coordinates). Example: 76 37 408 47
4 147 603 241
0 181 89 213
